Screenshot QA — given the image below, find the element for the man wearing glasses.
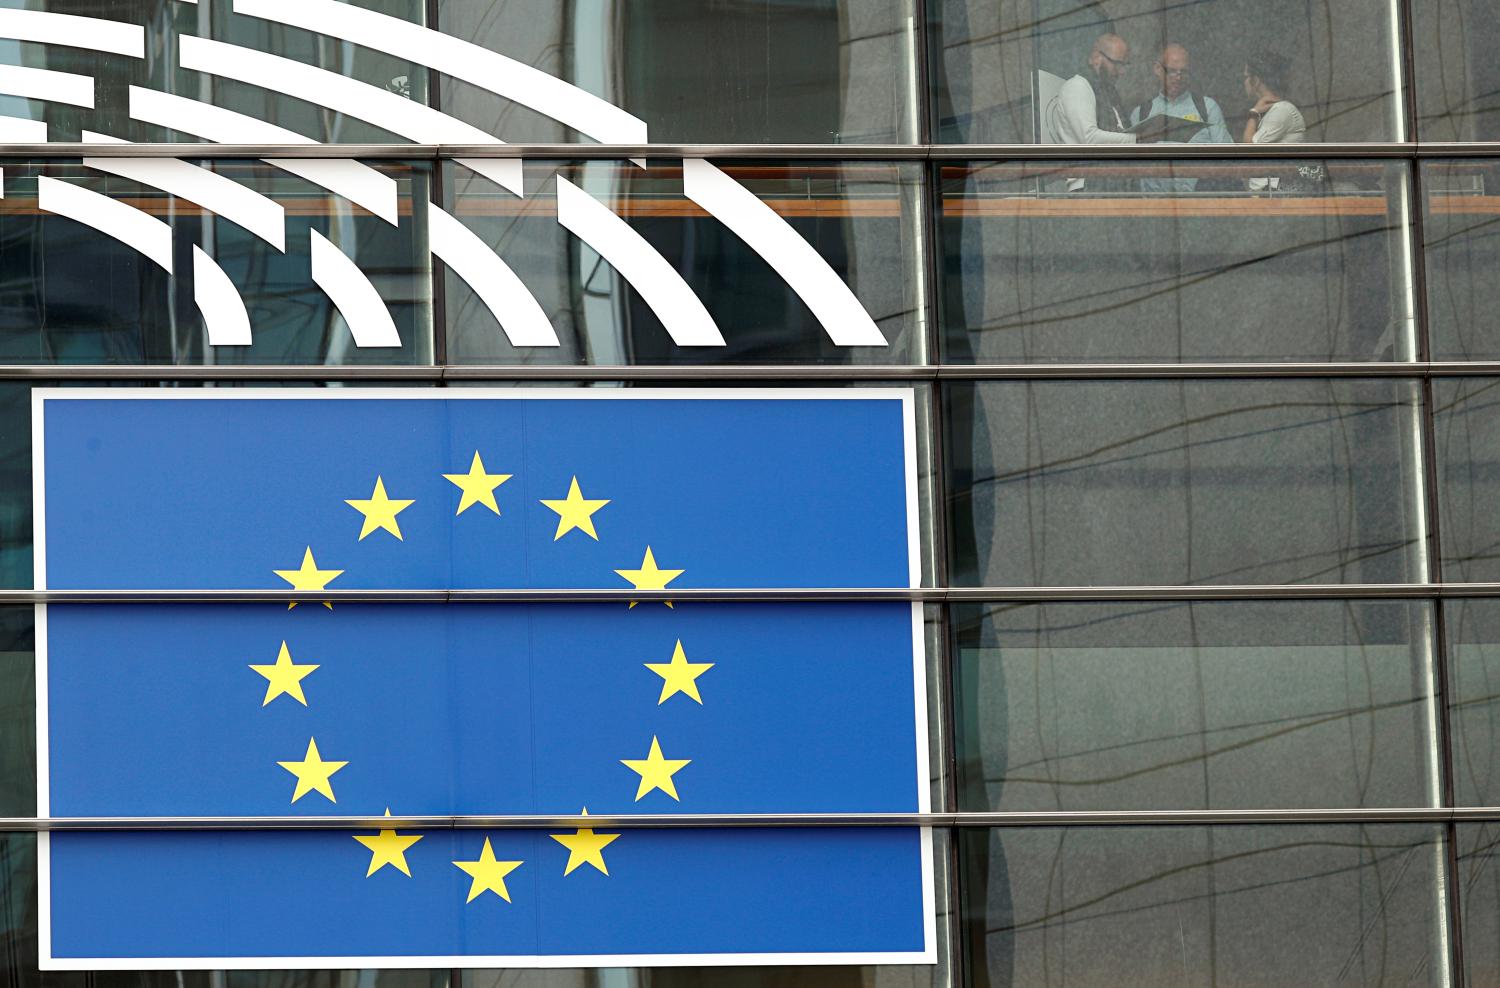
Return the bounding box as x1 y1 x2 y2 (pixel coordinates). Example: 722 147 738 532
1048 33 1137 146
1129 43 1233 191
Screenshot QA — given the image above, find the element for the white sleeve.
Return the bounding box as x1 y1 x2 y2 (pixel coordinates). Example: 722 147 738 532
1055 76 1136 145
1252 102 1294 144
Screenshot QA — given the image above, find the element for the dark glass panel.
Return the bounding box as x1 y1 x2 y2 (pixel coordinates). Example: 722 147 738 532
1423 161 1500 361
1458 823 1500 988
1413 0 1500 141
0 0 429 144
444 161 924 366
1432 379 1500 584
1441 600 1500 806
938 160 1415 363
437 0 917 144
945 379 1426 586
931 0 1401 143
960 825 1448 988
953 601 1438 811
0 161 433 365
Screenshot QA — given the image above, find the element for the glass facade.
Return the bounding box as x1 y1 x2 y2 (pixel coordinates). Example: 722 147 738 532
0 0 1495 983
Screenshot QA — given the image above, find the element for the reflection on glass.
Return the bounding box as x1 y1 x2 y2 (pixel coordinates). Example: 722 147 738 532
1432 379 1500 583
439 0 918 144
1423 162 1500 360
0 162 433 365
1442 601 1500 806
938 161 1416 363
930 0 1400 143
445 161 924 366
0 0 429 144
945 380 1426 586
960 825 1448 988
953 601 1439 811
1413 0 1500 141
1458 823 1500 987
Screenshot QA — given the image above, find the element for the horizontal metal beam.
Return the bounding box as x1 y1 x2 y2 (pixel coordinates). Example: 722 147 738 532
0 141 1492 160
6 362 1500 381
1 808 1497 830
16 584 1500 603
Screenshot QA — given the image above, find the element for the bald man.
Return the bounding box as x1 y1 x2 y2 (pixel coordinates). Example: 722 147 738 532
1048 33 1137 145
1127 43 1232 191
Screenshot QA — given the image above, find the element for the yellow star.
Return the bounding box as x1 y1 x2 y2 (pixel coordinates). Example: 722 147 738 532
273 546 342 610
614 546 684 609
443 451 511 516
248 640 319 706
550 808 620 876
453 836 524 903
344 476 414 541
276 737 348 803
644 640 714 705
539 477 610 541
353 809 424 877
620 736 691 801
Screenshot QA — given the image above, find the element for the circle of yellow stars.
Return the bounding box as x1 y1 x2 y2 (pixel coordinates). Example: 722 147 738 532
253 449 719 904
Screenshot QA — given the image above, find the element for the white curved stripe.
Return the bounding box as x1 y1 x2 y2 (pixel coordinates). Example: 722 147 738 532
179 37 522 196
682 159 887 347
233 0 647 145
82 131 287 251
309 230 401 347
0 64 92 108
0 116 44 142
428 203 557 347
555 177 723 347
128 86 399 225
0 8 144 57
192 246 252 346
37 176 173 272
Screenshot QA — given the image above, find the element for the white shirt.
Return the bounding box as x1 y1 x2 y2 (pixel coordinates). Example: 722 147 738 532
1251 100 1306 144
1249 100 1307 190
1048 73 1136 145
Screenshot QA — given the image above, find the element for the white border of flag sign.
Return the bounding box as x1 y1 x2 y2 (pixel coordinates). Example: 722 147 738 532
32 388 935 970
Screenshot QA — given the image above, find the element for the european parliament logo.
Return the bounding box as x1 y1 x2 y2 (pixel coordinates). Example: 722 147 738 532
33 389 933 969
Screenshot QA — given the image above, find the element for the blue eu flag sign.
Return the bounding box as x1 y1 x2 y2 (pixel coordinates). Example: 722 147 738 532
34 389 932 969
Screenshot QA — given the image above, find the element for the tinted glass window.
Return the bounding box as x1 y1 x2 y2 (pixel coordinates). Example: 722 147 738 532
946 380 1427 586
939 160 1416 363
931 0 1402 144
445 161 925 366
953 601 1439 811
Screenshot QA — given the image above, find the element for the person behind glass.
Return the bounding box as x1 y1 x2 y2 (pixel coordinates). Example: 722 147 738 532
1129 43 1232 192
1242 51 1307 191
1049 34 1137 146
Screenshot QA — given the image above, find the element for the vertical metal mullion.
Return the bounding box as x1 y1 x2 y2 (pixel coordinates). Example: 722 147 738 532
425 0 448 371
920 156 963 987
1409 151 1466 985
911 0 934 146
1395 0 1421 144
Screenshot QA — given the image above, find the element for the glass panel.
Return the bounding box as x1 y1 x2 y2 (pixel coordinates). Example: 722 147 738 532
444 161 925 366
1458 822 1500 987
1413 0 1500 141
945 380 1427 586
938 160 1417 363
1442 600 1500 806
953 601 1440 811
960 825 1449 988
438 0 919 144
930 0 1402 143
0 0 431 144
1432 378 1500 584
1423 161 1500 361
0 160 433 364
